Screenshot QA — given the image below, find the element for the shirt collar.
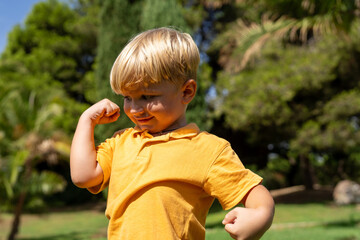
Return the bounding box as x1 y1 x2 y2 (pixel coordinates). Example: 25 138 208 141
169 123 200 139
132 123 200 139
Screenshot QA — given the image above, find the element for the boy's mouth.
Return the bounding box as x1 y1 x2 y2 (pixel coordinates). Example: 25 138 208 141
136 116 154 123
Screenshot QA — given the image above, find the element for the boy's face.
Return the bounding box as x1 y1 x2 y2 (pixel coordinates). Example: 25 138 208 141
121 81 188 134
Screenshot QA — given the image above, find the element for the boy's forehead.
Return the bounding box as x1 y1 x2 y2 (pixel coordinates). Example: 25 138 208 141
122 81 178 95
122 87 157 95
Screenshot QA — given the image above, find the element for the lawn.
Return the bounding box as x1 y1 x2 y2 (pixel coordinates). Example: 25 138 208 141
206 203 360 240
0 203 359 240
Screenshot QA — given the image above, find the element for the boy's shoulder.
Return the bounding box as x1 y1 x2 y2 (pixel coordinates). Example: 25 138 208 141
112 128 134 138
196 130 230 147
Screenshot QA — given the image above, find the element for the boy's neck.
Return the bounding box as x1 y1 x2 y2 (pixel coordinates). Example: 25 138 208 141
151 127 179 137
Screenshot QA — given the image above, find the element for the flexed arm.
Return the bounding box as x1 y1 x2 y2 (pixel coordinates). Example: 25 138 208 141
70 99 120 188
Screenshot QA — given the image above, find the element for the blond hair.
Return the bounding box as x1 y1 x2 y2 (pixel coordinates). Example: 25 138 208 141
110 27 200 94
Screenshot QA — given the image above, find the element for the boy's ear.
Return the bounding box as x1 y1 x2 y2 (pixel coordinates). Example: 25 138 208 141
181 79 197 104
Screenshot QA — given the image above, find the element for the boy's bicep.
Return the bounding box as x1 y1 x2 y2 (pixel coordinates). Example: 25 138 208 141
94 162 105 185
87 139 114 194
87 162 106 194
242 184 274 209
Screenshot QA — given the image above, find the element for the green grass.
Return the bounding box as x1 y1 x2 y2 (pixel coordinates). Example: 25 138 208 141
206 203 360 240
0 203 359 240
0 209 108 240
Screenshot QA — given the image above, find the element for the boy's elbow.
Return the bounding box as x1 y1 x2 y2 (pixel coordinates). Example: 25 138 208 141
70 170 103 189
71 174 89 188
70 172 93 188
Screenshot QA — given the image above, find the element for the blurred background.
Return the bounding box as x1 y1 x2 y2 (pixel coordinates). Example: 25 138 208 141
0 0 359 239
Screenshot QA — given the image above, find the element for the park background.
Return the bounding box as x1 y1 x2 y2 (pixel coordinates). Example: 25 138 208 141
0 0 359 239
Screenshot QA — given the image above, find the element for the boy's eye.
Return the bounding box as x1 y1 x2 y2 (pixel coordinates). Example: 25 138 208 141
123 96 131 101
141 95 156 100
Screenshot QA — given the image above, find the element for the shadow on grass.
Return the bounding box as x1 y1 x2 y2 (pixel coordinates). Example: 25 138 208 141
325 216 360 228
17 232 87 240
335 237 358 240
206 221 224 229
269 217 360 232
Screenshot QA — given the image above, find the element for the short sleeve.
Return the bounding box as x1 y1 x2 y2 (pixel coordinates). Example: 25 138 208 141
203 144 263 210
87 137 115 194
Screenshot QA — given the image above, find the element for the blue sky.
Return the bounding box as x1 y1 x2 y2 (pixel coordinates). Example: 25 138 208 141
0 0 43 53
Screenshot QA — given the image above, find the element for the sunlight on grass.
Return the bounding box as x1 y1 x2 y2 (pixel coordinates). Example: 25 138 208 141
0 209 108 240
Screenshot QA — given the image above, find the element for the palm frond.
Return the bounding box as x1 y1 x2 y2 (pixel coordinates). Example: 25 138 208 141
215 0 360 72
221 12 354 72
220 17 297 72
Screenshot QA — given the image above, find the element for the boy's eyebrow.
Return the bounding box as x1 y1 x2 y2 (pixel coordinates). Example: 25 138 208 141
143 90 161 94
121 88 160 96
140 87 162 93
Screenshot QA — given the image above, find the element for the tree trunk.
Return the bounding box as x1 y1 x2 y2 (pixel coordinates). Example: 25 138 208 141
299 154 316 190
7 155 32 240
7 192 27 240
287 156 298 186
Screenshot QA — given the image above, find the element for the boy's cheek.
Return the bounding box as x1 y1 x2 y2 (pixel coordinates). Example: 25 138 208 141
123 104 130 114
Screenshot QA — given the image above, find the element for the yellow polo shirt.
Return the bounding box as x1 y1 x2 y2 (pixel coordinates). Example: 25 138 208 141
89 123 262 240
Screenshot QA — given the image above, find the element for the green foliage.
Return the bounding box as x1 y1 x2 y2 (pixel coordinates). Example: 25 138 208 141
0 5 101 236
29 170 66 195
217 38 339 131
211 0 360 71
95 0 143 100
213 24 360 184
140 0 189 32
94 0 144 140
290 90 360 184
2 0 99 105
187 62 213 130
0 90 67 211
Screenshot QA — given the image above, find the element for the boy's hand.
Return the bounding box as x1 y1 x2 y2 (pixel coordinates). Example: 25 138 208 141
82 98 120 125
222 207 267 240
222 185 275 240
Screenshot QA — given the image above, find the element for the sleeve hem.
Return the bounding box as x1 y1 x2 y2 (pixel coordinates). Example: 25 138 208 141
221 175 263 210
87 160 108 194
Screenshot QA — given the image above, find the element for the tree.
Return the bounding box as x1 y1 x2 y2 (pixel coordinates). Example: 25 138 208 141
195 0 360 189
95 0 143 100
211 0 360 72
94 0 143 141
211 24 360 188
140 0 189 31
0 87 68 240
1 0 100 105
0 0 101 238
0 0 102 136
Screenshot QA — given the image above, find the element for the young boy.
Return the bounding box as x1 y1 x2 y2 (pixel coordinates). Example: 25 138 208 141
70 27 274 240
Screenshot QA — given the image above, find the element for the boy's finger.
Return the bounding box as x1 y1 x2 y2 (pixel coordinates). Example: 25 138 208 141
106 107 120 116
224 222 236 235
105 102 120 116
222 209 237 225
98 111 120 124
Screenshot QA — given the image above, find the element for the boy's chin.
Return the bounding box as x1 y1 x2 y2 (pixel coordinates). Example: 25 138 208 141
136 125 155 132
